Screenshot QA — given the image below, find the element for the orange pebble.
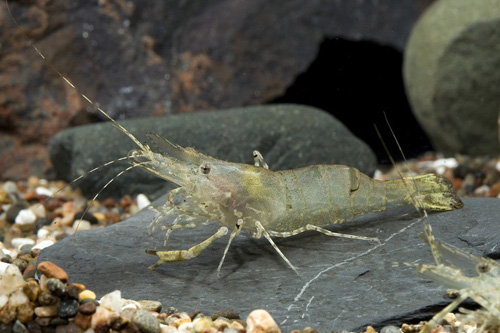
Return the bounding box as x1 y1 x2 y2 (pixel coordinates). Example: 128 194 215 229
37 261 69 283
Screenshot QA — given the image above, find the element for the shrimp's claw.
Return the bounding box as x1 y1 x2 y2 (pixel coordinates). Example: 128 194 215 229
146 227 228 270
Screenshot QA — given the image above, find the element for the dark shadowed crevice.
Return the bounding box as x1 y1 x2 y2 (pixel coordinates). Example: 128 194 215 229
268 37 433 165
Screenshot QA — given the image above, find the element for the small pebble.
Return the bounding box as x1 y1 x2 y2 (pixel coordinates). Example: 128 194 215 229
22 280 41 301
65 283 83 299
46 277 66 297
37 291 59 306
9 289 29 307
90 306 111 329
15 209 37 225
32 240 54 251
16 303 34 323
6 201 29 223
58 299 79 318
133 308 161 333
246 309 280 333
79 301 97 315
34 305 58 317
138 300 162 312
35 187 54 197
79 289 96 301
12 320 28 333
19 244 33 255
72 220 92 232
12 258 28 273
11 238 35 250
137 194 151 210
100 290 122 313
37 261 69 283
73 312 92 330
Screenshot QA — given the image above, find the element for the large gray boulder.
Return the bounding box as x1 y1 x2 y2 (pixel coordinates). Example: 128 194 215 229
404 0 500 155
49 105 376 199
38 197 499 331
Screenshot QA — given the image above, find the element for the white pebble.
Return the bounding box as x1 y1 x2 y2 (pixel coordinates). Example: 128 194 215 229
15 209 37 225
8 289 28 307
137 194 151 210
0 262 13 274
100 290 122 313
73 220 92 232
35 186 54 197
37 227 51 240
0 265 24 297
11 237 35 249
3 181 19 194
33 239 55 251
0 295 7 308
30 203 46 219
160 324 178 333
178 322 194 333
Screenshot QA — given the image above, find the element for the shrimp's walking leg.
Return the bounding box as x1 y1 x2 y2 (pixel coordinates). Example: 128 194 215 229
255 221 299 275
253 150 269 169
217 219 244 276
146 227 228 270
268 224 380 243
421 292 470 333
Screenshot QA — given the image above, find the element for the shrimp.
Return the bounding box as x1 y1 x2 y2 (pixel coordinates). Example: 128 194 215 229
415 213 500 332
128 134 463 275
6 1 464 276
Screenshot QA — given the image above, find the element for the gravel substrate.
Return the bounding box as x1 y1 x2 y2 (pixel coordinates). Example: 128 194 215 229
1 154 499 332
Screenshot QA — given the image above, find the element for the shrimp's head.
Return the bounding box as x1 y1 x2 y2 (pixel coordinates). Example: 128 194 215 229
128 133 280 222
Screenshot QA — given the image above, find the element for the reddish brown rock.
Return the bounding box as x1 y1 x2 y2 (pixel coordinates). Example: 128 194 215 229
37 261 68 283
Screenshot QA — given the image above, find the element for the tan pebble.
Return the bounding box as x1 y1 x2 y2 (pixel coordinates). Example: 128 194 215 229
22 279 41 301
0 189 12 204
193 316 215 332
228 320 245 331
108 312 128 330
246 309 280 333
16 303 34 323
8 289 28 307
27 176 40 187
34 305 58 317
35 316 51 327
73 283 85 290
92 212 106 222
0 304 16 324
37 261 68 283
138 300 162 312
91 306 111 329
79 289 96 301
174 317 192 328
177 321 194 332
160 325 178 333
365 325 376 333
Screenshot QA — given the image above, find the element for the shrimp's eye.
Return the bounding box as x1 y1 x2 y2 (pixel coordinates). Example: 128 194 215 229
200 163 211 175
477 262 491 274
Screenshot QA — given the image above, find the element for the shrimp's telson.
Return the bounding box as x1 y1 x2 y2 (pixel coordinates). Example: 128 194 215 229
127 132 463 274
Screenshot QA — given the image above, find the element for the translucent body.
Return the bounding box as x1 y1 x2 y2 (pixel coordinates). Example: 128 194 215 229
129 133 462 272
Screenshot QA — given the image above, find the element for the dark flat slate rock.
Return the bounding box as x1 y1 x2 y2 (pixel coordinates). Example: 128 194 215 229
49 104 376 199
38 197 500 331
